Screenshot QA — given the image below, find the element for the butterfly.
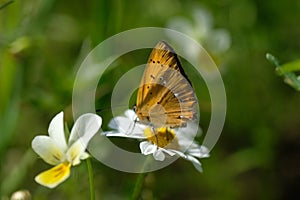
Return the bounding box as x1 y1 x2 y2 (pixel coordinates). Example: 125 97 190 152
135 41 197 129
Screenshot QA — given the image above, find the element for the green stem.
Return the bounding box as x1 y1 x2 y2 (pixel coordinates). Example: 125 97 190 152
131 157 152 200
86 158 95 200
0 0 14 10
131 172 147 200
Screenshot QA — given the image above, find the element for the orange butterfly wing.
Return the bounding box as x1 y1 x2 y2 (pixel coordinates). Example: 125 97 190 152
135 41 197 128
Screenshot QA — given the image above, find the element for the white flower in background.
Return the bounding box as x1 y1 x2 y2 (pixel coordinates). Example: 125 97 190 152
167 6 231 58
32 111 102 188
103 110 209 172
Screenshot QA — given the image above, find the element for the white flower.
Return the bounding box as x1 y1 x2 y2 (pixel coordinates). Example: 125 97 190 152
32 111 102 188
167 7 231 57
103 110 209 172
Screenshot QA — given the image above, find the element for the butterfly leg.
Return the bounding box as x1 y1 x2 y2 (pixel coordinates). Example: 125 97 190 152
126 116 138 135
152 127 159 149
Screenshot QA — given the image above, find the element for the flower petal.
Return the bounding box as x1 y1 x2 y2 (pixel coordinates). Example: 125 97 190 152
153 149 165 161
34 162 71 188
80 152 90 160
193 7 213 36
185 155 203 172
167 17 195 39
32 136 65 165
66 139 86 166
69 113 102 146
102 131 146 139
187 145 210 158
170 149 204 172
108 110 146 136
48 112 67 151
161 148 176 156
108 117 123 130
124 109 137 121
140 141 156 155
108 116 141 135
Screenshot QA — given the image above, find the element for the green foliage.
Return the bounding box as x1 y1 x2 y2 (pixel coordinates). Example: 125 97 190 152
267 53 300 91
1 0 300 199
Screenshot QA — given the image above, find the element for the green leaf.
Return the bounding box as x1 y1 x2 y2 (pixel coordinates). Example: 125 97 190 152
266 53 300 91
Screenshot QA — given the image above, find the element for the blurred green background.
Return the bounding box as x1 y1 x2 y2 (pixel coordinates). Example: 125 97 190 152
1 0 300 199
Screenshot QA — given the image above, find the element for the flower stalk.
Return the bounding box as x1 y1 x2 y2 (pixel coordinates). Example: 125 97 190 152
86 158 95 200
131 156 152 200
131 172 147 200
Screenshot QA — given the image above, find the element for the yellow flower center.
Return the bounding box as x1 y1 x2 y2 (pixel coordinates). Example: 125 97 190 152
144 127 179 148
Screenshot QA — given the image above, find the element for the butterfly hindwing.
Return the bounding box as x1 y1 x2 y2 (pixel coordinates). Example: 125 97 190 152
136 41 197 128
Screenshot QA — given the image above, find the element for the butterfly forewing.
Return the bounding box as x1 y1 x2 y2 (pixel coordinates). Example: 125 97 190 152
136 41 197 128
